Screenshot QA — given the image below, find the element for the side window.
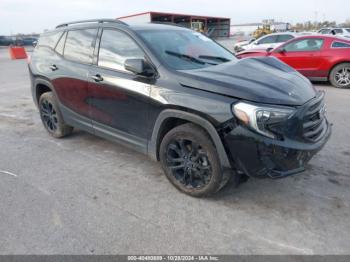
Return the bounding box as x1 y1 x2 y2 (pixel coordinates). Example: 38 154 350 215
333 29 343 34
332 41 350 48
55 32 67 55
257 35 278 45
64 29 97 64
37 31 63 49
276 35 294 43
319 29 330 34
284 38 324 52
98 29 144 72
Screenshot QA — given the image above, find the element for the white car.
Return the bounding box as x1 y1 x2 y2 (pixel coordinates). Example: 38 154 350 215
318 28 350 38
238 32 298 52
233 38 255 52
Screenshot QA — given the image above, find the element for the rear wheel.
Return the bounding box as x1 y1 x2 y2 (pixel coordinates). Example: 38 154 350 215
330 63 350 89
39 92 73 138
159 123 228 197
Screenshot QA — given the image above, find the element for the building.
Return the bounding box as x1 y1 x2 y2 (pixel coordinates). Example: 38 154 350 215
118 11 231 38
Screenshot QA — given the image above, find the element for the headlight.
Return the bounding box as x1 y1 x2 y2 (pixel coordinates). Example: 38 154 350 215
233 102 295 139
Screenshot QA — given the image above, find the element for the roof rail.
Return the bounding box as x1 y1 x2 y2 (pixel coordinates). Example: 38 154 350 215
56 19 128 29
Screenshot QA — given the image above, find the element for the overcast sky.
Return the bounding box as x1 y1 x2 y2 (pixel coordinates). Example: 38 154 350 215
0 0 349 34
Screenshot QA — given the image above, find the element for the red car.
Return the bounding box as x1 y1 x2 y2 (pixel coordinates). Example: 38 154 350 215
237 35 350 88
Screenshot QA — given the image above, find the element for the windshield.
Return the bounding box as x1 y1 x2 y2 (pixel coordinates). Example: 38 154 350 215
138 29 236 70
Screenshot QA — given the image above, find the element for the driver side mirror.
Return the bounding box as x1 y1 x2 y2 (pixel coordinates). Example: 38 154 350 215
266 47 274 52
124 58 155 77
275 47 286 53
249 38 256 44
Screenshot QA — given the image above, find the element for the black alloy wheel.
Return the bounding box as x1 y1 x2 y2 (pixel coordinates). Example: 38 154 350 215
39 92 73 138
160 123 229 197
166 138 212 189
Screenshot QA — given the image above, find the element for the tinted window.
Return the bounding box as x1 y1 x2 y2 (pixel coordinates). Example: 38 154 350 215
98 30 144 71
55 32 66 55
257 35 278 44
64 29 97 64
38 31 63 48
276 34 294 43
333 29 343 34
284 38 324 52
138 30 235 70
346 29 350 33
319 29 331 34
332 41 350 48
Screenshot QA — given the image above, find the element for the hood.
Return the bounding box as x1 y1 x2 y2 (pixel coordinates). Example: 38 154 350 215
177 57 316 106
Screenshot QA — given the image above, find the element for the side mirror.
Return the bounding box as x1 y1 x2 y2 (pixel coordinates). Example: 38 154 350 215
249 38 256 44
266 47 274 52
276 48 286 53
124 58 155 77
32 41 37 48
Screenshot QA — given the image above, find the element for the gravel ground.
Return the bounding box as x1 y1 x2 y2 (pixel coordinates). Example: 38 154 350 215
0 48 349 255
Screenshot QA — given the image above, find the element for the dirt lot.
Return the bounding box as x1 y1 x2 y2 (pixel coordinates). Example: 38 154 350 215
0 47 349 254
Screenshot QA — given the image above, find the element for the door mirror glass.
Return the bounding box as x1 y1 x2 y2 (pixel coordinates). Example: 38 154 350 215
124 59 154 76
275 47 286 53
266 47 274 52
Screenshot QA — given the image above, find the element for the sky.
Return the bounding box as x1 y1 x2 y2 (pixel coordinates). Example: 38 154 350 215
0 0 349 35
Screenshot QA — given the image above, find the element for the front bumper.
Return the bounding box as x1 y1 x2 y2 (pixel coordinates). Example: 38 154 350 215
223 121 332 179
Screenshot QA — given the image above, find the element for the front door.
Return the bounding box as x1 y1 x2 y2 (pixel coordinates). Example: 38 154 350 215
88 28 152 153
274 38 324 77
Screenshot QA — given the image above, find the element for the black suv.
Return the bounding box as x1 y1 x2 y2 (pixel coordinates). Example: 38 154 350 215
29 19 331 197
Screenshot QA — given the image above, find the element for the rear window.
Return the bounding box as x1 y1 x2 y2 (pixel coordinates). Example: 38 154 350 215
55 32 67 55
332 41 350 48
64 29 97 64
37 31 63 48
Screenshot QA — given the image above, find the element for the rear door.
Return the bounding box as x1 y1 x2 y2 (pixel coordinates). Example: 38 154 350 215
274 38 324 77
87 28 152 153
52 28 98 132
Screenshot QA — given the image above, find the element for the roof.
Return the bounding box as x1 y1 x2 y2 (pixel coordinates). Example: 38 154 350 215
118 11 230 20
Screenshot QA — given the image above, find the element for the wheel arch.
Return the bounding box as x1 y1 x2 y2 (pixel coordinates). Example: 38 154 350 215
148 109 231 169
328 61 350 80
33 78 57 106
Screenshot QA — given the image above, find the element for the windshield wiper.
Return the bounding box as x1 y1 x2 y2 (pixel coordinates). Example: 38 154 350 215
198 55 231 62
165 50 207 65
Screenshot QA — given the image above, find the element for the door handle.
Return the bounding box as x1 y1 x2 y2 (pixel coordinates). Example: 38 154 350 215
90 74 104 82
49 64 58 71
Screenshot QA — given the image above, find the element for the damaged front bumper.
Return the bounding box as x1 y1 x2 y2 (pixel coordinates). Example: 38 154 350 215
224 122 332 179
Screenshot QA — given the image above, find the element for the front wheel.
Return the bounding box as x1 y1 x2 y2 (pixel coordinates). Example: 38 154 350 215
330 63 350 89
159 123 229 197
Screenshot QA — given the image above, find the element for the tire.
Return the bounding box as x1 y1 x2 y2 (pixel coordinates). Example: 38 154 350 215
39 92 73 138
329 63 350 89
159 123 228 197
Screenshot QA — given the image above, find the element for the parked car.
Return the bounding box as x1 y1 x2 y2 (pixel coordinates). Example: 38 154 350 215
0 36 14 46
237 35 350 88
233 37 255 53
22 37 38 46
318 28 350 38
28 19 331 197
234 32 298 52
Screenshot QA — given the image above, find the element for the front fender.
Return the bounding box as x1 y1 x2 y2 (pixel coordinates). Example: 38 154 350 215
148 109 231 169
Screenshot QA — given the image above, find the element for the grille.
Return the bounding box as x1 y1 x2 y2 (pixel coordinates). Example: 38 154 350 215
302 93 327 142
